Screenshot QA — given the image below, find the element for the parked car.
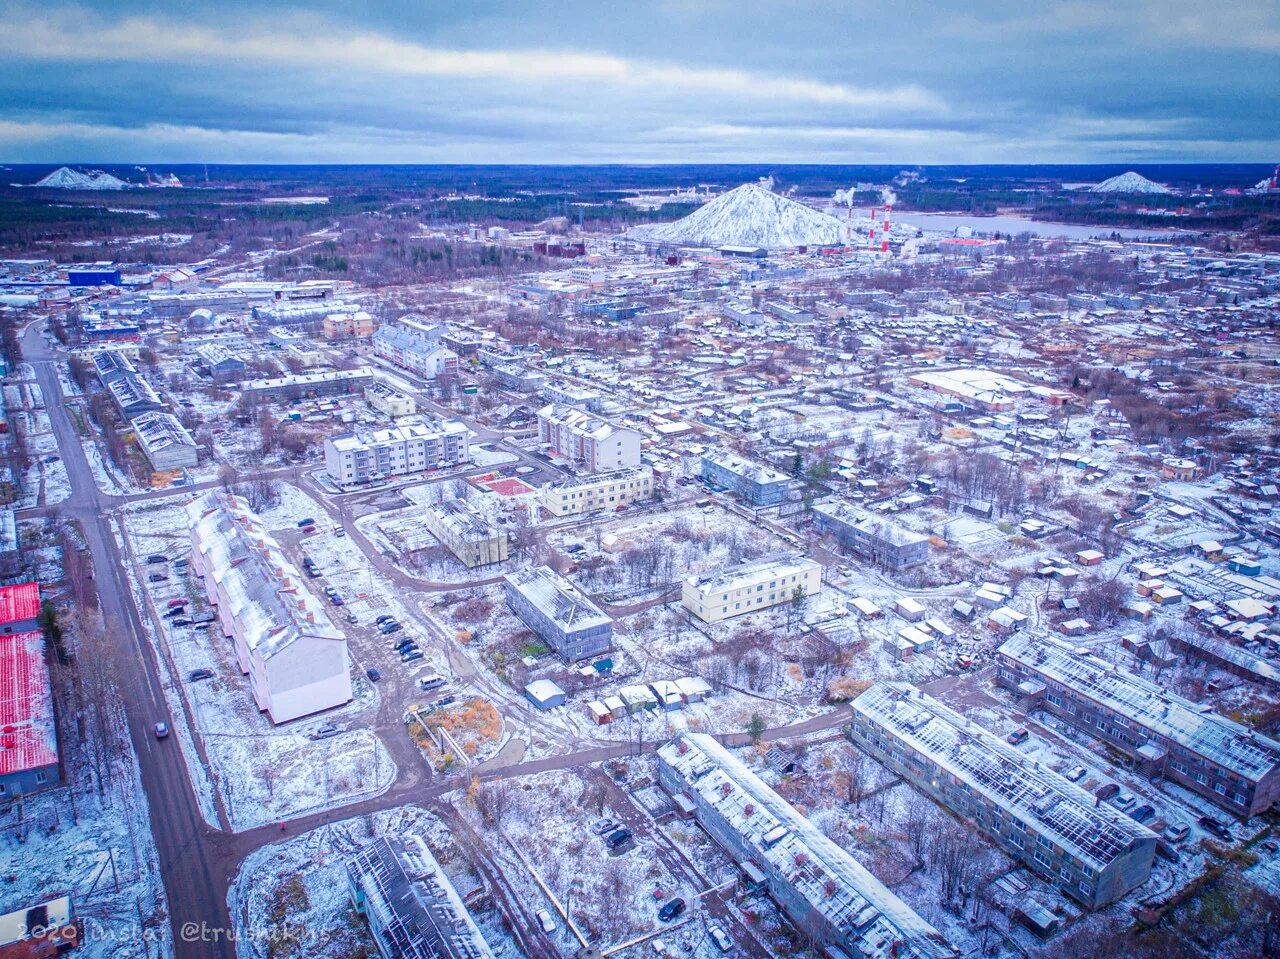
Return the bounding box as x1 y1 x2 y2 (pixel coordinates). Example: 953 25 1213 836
153 722 169 739
188 668 214 682
432 695 456 710
297 518 316 528
375 614 396 625
1095 783 1120 801
164 607 186 618
594 819 619 836
535 910 556 934
1130 804 1156 824
418 675 447 691
166 598 187 609
1006 727 1029 745
401 650 425 663
322 586 338 597
147 573 168 583
709 926 732 953
1064 765 1087 783
396 644 421 658
171 619 191 627
605 828 632 848
365 667 381 682
651 940 668 956
657 898 686 922
310 725 340 740
329 595 345 606
1113 792 1136 811
1198 815 1233 841
146 554 168 564
378 621 403 635
1163 822 1190 843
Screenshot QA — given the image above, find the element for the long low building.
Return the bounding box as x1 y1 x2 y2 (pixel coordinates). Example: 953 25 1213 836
682 555 821 624
813 500 930 570
0 629 60 798
188 491 352 724
422 499 508 568
658 733 956 959
541 466 654 517
324 419 470 485
849 682 1156 909
131 410 199 470
239 367 375 402
503 566 613 661
997 633 1280 817
348 834 494 959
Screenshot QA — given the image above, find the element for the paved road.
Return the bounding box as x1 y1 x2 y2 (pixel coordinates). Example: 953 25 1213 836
21 324 236 959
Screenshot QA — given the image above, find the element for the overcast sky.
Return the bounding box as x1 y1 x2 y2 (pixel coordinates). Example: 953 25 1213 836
0 0 1276 164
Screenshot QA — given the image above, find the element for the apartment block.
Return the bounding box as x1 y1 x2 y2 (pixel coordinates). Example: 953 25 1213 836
323 309 375 339
813 500 930 570
422 499 509 568
373 315 460 380
537 404 641 473
365 380 417 418
503 566 613 661
187 491 352 724
239 367 374 403
849 683 1156 908
683 555 821 623
658 733 956 959
541 466 654 517
997 633 1280 817
324 419 470 485
700 449 792 507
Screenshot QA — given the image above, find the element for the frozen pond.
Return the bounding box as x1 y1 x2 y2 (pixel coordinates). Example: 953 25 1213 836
892 210 1188 240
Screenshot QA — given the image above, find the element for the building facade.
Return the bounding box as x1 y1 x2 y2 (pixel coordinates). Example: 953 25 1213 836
422 500 509 568
813 500 930 570
658 733 956 959
849 683 1156 908
541 467 654 517
239 367 375 402
188 491 353 724
131 410 199 470
373 316 460 381
537 404 641 473
365 380 417 419
503 566 613 661
700 449 792 507
997 633 1280 817
682 555 821 623
0 629 60 799
324 420 470 485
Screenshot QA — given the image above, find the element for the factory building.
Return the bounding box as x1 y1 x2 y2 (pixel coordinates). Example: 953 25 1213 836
541 467 654 517
813 500 930 570
92 349 164 417
700 449 792 507
422 500 509 568
347 834 494 959
196 343 247 383
324 419 470 485
682 555 821 624
997 633 1280 817
503 566 613 662
658 733 956 959
537 404 641 473
849 683 1156 908
188 491 352 724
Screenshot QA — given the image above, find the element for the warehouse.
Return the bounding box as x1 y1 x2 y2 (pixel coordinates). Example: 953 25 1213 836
849 683 1156 908
658 733 956 959
997 633 1280 817
0 629 60 798
131 410 199 470
503 566 613 661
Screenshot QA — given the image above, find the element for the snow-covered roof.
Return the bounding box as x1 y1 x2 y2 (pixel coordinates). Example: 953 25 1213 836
853 683 1155 873
999 633 1280 783
503 566 612 633
659 733 955 959
685 553 819 597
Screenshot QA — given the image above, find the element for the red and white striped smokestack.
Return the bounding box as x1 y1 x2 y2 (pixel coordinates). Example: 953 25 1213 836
868 206 878 250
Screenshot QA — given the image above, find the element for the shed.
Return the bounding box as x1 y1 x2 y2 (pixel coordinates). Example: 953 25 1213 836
524 679 566 710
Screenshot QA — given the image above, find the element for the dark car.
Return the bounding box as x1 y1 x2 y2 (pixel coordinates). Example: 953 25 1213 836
605 828 632 848
147 572 168 583
329 595 345 606
1130 804 1156 824
164 606 186 618
146 554 168 564
188 668 214 681
297 517 316 528
657 898 686 922
401 650 425 663
366 667 382 682
432 695 456 710
1198 815 1233 842
376 614 396 625
171 619 191 627
1094 783 1120 802
379 621 403 635
1006 727 1029 745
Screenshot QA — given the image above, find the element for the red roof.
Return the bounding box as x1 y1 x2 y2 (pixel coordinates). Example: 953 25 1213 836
0 582 40 626
478 477 536 497
0 630 58 776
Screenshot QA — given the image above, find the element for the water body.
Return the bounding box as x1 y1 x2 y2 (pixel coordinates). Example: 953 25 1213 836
890 211 1186 241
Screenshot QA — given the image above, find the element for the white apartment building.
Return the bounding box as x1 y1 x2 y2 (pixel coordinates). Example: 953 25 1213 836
541 467 654 517
422 499 509 568
364 380 417 418
682 555 822 623
324 420 470 485
372 315 459 381
538 403 642 473
187 491 352 724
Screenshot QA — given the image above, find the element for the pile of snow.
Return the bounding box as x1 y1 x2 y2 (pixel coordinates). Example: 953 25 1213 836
31 166 132 190
1089 171 1171 195
631 182 847 249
